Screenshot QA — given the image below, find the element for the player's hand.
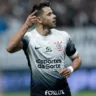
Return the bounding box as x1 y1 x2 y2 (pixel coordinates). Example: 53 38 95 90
24 10 37 28
59 68 71 78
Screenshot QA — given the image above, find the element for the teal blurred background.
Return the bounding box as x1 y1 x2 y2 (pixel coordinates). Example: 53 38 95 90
0 0 96 96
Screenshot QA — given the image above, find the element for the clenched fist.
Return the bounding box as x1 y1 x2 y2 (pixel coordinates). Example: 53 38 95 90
59 68 71 78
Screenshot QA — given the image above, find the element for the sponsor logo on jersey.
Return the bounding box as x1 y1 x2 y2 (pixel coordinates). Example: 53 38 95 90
36 59 61 69
35 47 41 49
45 90 65 96
36 59 61 64
46 47 52 52
54 41 64 52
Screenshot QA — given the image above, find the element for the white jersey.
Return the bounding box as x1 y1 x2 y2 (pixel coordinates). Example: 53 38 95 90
22 28 78 95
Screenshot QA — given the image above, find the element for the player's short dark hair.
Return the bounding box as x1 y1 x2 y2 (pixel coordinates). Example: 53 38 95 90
30 0 51 16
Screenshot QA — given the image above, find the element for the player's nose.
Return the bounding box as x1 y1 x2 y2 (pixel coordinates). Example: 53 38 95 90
53 14 56 19
53 14 56 21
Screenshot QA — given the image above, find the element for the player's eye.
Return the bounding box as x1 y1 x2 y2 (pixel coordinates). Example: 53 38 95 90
47 12 52 16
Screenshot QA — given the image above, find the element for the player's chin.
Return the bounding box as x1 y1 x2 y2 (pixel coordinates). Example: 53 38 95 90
50 25 56 29
49 23 56 29
51 24 56 28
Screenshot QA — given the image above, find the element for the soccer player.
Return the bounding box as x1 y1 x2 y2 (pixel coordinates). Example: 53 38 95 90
7 0 82 96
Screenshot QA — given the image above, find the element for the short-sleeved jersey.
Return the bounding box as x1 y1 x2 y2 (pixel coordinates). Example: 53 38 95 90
22 28 78 96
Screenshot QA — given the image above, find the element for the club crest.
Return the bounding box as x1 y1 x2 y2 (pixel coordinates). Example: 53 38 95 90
54 41 64 51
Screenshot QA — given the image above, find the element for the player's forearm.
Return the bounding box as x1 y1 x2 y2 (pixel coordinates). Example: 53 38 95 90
71 54 82 71
7 24 29 52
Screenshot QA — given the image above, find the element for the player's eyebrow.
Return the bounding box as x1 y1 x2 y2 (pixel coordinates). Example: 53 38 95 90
46 11 53 15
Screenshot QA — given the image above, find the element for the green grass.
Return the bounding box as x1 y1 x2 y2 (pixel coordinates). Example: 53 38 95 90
2 91 96 96
73 91 96 96
3 92 30 96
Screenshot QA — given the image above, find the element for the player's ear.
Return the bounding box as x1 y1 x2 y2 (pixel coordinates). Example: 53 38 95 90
37 17 42 24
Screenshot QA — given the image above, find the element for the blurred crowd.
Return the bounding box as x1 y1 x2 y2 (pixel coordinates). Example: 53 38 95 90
0 0 96 33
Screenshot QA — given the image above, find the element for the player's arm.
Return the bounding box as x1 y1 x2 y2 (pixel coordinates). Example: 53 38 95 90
60 38 82 78
6 11 37 53
66 39 82 71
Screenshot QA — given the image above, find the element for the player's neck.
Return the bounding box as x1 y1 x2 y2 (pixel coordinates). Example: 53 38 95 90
36 26 51 36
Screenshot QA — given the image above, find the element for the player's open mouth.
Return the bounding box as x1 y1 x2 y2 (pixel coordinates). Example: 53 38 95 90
53 21 56 23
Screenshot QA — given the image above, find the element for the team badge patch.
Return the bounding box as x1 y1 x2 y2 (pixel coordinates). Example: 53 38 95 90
54 41 64 52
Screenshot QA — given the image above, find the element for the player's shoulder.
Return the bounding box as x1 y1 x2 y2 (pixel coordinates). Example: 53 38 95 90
24 29 35 37
51 28 70 38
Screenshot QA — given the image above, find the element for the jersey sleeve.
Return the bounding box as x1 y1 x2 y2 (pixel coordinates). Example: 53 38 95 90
66 34 78 59
22 33 30 51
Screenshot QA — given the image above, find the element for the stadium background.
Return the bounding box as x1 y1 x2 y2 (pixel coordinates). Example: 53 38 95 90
0 0 96 96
